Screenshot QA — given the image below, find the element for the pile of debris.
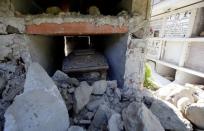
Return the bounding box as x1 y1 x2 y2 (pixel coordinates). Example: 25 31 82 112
155 83 204 130
3 63 195 131
0 35 31 130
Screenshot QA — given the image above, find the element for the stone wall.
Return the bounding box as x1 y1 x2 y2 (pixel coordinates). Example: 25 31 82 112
124 36 146 89
0 0 14 16
0 34 31 130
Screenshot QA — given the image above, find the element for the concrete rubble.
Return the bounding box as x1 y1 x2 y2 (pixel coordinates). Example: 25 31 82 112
92 80 107 95
108 113 123 131
122 102 164 131
185 102 204 129
155 83 204 130
0 35 202 130
0 34 31 130
4 63 69 131
149 97 192 131
1 0 202 131
6 63 198 131
74 81 93 114
0 61 203 131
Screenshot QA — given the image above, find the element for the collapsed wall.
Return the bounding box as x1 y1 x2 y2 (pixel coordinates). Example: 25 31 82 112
0 35 31 130
0 0 150 130
0 1 200 131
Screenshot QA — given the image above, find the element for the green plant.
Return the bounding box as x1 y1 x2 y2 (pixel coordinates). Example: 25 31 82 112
144 63 159 91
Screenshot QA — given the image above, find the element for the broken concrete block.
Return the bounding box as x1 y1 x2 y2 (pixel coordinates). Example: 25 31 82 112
24 63 62 99
150 98 192 131
108 113 123 131
52 70 79 87
89 104 113 131
4 63 69 131
69 126 84 131
86 98 106 112
68 87 75 93
185 102 204 130
0 34 31 67
177 97 193 113
52 70 69 82
92 80 107 95
74 81 93 113
156 84 195 106
165 86 195 106
122 102 164 131
4 90 69 131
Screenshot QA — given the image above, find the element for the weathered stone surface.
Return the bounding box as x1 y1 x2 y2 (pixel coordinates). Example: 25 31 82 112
122 102 164 131
86 98 106 112
177 97 192 113
0 37 13 60
0 35 31 130
69 126 84 131
2 77 24 101
150 98 192 131
89 104 113 131
124 39 146 89
0 18 25 34
4 63 69 131
0 35 31 67
185 103 204 129
166 88 195 106
92 80 107 95
108 113 123 131
52 70 79 88
24 63 62 99
155 84 178 100
74 81 93 113
0 0 14 16
52 70 69 82
107 80 117 89
4 90 69 131
156 84 195 106
185 84 204 101
0 22 7 34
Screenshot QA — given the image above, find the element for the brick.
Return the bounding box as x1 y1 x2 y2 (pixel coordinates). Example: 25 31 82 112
26 22 128 35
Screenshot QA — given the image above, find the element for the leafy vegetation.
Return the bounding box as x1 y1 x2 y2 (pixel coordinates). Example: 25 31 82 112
144 63 159 91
